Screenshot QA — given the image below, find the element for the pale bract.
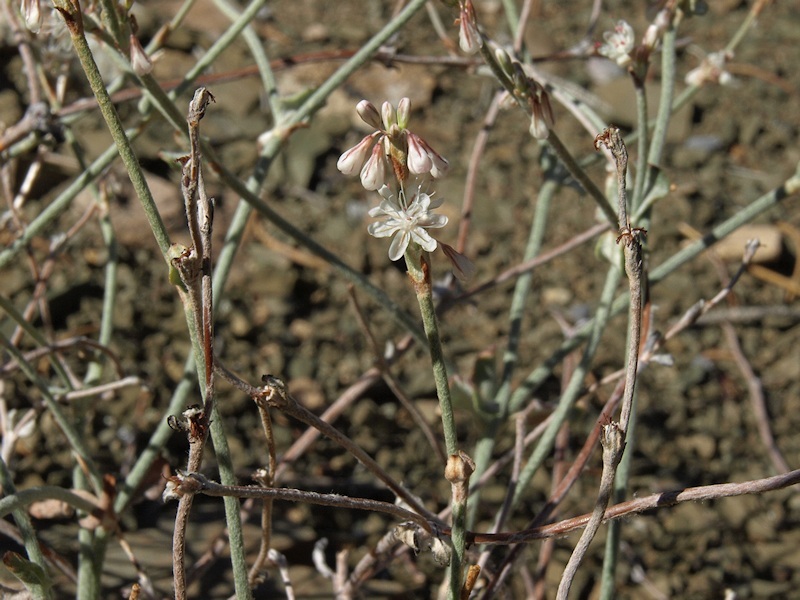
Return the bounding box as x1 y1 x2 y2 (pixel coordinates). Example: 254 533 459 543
368 185 448 261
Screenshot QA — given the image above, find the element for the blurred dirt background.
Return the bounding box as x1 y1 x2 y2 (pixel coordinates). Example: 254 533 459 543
1 0 800 598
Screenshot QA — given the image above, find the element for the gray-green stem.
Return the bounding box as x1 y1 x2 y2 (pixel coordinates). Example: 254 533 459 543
404 244 463 598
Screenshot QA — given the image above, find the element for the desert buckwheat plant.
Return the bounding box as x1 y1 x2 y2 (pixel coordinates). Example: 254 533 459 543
1 0 799 599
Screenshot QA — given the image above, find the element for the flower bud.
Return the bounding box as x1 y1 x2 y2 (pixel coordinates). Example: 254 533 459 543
356 100 382 129
130 34 153 76
396 97 411 129
458 0 481 54
360 144 388 190
381 101 396 131
21 0 42 32
337 134 376 175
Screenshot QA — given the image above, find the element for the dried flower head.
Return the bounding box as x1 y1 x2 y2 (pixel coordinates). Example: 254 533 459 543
368 184 448 261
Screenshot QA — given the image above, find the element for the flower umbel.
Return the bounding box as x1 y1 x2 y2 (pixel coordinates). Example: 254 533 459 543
337 98 449 191
368 185 448 261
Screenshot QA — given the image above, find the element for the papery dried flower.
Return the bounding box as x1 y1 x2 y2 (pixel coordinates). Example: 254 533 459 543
457 0 481 54
528 83 555 139
440 242 475 281
599 20 635 67
368 185 448 261
337 98 449 190
129 34 153 76
685 50 733 87
510 65 556 140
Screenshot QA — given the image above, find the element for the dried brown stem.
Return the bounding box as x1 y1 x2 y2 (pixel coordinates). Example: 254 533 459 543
247 398 278 585
550 127 644 595
172 472 435 533
170 88 216 600
467 467 800 545
556 422 625 599
214 364 442 526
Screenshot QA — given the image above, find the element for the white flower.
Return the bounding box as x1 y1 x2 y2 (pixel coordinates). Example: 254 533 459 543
599 20 635 67
368 185 448 261
685 50 733 87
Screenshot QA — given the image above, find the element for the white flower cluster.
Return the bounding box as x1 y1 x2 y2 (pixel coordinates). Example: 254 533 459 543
338 98 450 261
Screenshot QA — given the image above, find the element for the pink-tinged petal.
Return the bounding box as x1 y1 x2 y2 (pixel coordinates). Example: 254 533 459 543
396 98 411 129
416 135 450 178
337 134 376 175
360 145 387 190
356 100 382 129
388 231 411 261
429 153 449 178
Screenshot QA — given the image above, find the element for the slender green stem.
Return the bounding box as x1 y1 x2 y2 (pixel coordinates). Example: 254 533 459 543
84 198 118 386
0 129 141 269
0 333 104 495
0 295 72 387
0 457 52 600
53 1 171 260
404 244 462 598
405 246 457 456
95 0 125 47
632 80 648 212
511 263 623 510
643 25 677 202
468 177 556 526
508 166 800 410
